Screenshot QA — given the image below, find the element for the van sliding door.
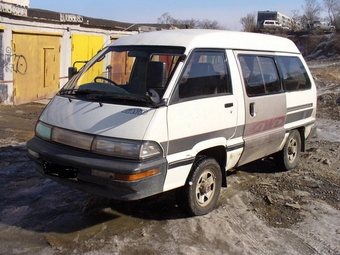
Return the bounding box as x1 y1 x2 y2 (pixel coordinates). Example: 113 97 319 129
236 53 286 166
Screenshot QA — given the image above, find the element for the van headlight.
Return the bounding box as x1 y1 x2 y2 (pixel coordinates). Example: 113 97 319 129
92 137 163 160
36 121 52 140
35 121 163 160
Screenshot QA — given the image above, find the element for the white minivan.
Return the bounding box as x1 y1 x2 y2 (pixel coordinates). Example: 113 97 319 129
27 29 316 216
259 20 282 29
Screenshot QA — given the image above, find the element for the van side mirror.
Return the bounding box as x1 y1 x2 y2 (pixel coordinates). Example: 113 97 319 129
146 62 166 89
68 60 88 80
68 67 77 80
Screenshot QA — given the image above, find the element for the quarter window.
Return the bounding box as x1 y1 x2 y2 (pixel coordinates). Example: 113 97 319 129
277 56 311 91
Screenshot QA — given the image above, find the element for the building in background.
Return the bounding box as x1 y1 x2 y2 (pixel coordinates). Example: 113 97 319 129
0 0 183 105
257 11 303 31
1 0 28 7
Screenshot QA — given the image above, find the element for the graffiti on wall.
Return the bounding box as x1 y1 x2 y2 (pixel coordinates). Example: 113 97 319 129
0 46 27 75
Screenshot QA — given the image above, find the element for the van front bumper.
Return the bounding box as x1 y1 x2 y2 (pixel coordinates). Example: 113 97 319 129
26 136 168 200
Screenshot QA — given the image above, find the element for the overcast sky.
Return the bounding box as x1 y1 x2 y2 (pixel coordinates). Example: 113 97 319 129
30 0 310 31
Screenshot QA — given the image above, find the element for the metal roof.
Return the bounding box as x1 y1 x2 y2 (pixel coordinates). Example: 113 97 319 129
0 3 186 31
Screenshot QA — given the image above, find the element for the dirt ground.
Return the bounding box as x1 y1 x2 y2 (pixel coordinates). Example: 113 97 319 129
0 63 339 255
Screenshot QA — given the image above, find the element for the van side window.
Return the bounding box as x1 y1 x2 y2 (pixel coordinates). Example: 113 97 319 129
178 51 231 99
239 55 281 96
277 56 311 91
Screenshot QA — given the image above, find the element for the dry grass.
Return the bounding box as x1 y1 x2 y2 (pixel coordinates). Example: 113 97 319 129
311 66 340 83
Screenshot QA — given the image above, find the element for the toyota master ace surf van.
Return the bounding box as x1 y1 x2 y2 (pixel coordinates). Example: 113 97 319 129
27 29 316 216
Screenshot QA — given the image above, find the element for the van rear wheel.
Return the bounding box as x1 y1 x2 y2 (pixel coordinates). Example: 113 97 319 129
276 130 301 171
176 156 222 216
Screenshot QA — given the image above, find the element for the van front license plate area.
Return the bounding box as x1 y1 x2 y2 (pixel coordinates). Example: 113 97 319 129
43 161 78 178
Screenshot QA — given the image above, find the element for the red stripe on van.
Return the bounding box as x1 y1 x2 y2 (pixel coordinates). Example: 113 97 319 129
244 116 286 136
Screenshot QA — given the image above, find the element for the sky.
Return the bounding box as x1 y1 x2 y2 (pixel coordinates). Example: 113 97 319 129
29 0 309 31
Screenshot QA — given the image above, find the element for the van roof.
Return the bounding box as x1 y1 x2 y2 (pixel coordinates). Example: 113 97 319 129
113 29 300 54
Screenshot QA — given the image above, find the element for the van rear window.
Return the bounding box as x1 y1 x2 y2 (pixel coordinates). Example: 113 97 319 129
277 56 312 91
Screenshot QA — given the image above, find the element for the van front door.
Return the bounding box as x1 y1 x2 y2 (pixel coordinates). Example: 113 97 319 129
236 53 286 166
164 50 237 190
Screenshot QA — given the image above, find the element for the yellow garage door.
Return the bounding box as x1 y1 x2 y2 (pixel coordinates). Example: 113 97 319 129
72 34 104 83
12 32 61 105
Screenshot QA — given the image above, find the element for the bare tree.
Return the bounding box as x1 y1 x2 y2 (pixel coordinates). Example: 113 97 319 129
323 0 337 22
157 13 223 29
199 19 224 29
323 0 340 24
239 13 257 32
290 9 303 30
301 0 323 25
157 13 175 24
291 9 301 21
178 18 200 29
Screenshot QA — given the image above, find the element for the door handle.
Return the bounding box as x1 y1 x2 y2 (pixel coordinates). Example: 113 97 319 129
250 102 256 117
224 103 233 108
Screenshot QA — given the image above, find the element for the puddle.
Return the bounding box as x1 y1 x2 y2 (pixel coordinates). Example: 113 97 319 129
52 208 145 247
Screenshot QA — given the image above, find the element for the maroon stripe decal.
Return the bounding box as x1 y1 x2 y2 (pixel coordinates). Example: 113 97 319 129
244 116 286 136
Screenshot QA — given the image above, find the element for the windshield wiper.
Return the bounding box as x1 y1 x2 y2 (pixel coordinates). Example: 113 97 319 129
59 89 107 96
59 89 147 103
76 89 106 95
87 93 147 102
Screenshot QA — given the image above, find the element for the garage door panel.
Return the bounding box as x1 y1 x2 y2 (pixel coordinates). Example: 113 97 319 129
13 33 61 104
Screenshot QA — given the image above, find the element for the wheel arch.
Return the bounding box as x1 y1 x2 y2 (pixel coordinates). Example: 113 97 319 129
286 127 306 152
196 146 227 187
297 126 306 152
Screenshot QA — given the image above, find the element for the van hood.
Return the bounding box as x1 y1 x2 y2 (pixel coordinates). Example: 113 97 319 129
39 96 156 140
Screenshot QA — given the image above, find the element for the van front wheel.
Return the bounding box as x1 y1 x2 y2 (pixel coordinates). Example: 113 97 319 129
276 130 301 171
176 156 222 216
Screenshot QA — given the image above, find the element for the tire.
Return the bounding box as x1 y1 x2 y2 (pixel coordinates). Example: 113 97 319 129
275 130 301 171
176 156 222 216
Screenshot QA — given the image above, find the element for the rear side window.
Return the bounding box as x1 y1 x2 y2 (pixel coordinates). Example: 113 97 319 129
277 56 311 91
176 50 232 100
239 55 281 96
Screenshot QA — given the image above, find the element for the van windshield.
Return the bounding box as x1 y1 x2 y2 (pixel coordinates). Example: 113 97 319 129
59 46 185 105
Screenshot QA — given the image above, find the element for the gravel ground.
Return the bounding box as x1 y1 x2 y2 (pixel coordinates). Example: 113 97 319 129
0 63 339 255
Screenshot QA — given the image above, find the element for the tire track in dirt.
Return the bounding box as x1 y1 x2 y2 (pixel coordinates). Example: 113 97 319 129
218 173 273 255
217 170 339 255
